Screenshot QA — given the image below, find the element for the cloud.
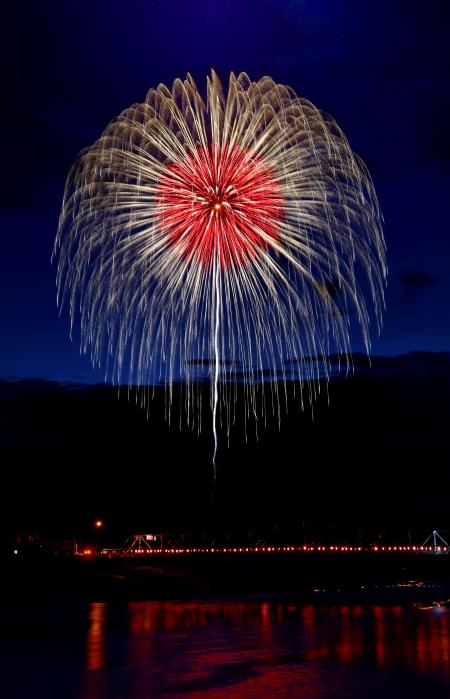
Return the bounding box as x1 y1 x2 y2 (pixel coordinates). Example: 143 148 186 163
183 358 241 367
400 269 435 294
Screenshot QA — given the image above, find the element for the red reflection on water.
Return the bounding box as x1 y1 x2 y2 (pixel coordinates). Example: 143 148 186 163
80 601 450 698
123 600 275 635
127 601 157 669
415 608 450 678
86 602 106 671
374 606 386 668
301 605 366 665
301 604 316 634
260 602 272 642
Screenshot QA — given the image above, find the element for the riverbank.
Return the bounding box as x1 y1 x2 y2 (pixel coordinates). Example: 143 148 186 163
3 551 450 605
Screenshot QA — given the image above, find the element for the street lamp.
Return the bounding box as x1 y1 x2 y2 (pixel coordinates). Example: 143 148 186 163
94 520 104 554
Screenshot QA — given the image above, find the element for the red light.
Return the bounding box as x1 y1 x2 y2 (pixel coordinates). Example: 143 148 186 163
156 144 284 269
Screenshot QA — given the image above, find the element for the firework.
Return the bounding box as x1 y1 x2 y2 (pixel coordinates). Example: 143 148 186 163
54 71 387 459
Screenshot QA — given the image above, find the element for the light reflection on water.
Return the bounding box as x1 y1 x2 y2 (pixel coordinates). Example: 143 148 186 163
3 601 450 698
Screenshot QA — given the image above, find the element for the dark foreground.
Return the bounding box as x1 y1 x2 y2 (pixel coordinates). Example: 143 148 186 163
3 551 450 602
2 599 450 698
2 353 450 540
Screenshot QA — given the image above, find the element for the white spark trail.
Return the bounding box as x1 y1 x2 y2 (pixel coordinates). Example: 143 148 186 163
212 257 220 485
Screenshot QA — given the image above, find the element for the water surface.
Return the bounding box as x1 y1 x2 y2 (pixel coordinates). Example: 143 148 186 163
2 600 450 697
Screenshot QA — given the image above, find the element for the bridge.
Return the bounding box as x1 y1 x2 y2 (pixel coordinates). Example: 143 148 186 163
95 530 450 558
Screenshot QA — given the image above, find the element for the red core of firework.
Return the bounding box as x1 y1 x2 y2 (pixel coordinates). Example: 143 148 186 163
156 144 284 268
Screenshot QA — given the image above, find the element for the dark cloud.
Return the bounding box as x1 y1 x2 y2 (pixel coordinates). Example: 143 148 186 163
400 269 436 294
267 0 450 177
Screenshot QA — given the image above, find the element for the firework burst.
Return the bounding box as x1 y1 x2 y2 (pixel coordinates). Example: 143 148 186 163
54 71 387 459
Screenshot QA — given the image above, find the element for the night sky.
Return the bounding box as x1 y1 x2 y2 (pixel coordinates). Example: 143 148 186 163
2 0 449 383
1 1 450 542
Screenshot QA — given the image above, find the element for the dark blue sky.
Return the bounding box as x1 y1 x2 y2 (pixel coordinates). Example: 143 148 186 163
2 0 449 382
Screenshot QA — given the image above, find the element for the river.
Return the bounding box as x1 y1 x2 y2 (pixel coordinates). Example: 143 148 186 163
2 599 450 697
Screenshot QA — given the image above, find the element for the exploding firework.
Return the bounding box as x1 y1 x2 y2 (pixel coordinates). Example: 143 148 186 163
54 71 387 461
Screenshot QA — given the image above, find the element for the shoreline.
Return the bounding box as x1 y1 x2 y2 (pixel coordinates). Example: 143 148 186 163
3 552 450 606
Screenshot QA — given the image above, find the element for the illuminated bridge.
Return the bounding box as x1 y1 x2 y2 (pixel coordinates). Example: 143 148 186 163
95 531 450 558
